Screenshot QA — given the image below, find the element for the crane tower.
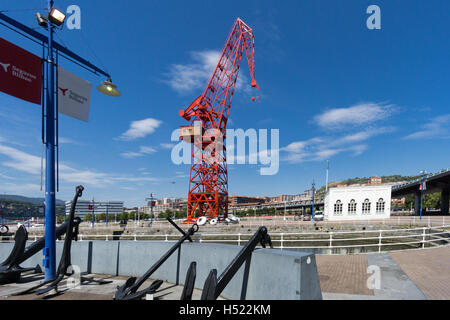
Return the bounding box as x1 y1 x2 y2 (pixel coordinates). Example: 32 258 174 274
179 18 259 223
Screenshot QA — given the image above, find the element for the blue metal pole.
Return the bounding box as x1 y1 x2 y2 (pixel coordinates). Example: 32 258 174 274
420 173 425 221
312 181 315 220
150 194 153 227
43 0 56 281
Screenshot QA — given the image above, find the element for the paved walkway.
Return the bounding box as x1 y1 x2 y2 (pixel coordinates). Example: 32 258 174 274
390 246 450 299
1 246 449 300
316 245 450 300
0 274 225 300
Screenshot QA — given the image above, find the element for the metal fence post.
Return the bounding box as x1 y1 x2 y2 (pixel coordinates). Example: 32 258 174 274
378 230 382 253
80 234 83 241
237 233 241 246
106 235 108 241
280 233 284 250
165 234 168 242
329 232 333 248
134 235 137 241
422 227 426 249
199 234 202 243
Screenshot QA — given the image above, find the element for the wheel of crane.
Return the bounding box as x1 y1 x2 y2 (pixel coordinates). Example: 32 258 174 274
197 216 207 226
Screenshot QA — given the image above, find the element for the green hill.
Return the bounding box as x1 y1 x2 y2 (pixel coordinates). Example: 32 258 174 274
0 194 65 206
0 198 65 221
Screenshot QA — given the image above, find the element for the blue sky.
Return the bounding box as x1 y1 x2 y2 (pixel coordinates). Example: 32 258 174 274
0 0 449 206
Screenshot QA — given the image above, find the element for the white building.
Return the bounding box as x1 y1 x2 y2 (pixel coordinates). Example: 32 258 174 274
324 185 392 221
65 200 124 219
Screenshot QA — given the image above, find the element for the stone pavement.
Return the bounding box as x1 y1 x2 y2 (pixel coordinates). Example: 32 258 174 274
0 273 225 300
1 246 449 300
390 246 450 300
316 245 450 300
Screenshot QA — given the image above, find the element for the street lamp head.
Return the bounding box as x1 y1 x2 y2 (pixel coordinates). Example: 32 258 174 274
48 8 66 26
97 78 121 97
36 12 48 28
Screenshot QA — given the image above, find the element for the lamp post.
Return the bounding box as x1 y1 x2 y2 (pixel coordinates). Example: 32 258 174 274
145 193 154 227
42 0 59 281
419 170 427 221
0 3 120 279
312 180 316 221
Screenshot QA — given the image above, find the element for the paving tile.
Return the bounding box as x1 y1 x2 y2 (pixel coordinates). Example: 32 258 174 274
315 254 373 295
390 246 450 300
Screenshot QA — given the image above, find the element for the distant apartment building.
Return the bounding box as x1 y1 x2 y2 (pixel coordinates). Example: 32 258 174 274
228 195 265 207
294 189 314 201
369 176 382 185
140 198 187 218
270 194 298 203
65 200 124 219
391 197 406 207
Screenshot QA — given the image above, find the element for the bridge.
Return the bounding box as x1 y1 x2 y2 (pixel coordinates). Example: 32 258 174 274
392 169 450 215
230 198 325 214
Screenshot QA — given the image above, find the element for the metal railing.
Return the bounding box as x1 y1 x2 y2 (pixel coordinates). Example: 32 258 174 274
36 224 450 255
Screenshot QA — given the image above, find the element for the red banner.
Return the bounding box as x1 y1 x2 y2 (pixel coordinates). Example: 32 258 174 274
0 37 42 105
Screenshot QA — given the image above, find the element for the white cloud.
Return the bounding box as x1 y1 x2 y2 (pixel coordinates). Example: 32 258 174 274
163 50 220 92
160 143 175 149
314 102 395 130
120 152 143 159
139 146 157 154
0 143 161 187
163 50 250 94
117 118 162 141
281 127 391 164
0 172 15 180
120 146 157 159
59 137 83 145
403 114 450 140
2 182 42 194
0 144 42 174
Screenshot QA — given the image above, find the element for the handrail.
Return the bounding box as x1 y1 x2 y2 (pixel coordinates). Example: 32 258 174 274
13 224 447 255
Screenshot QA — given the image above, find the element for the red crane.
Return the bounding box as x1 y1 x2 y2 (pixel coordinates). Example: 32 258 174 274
179 18 259 223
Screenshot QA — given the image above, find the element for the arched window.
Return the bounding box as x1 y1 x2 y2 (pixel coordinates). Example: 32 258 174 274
334 200 343 215
362 199 371 214
376 198 385 213
348 199 357 215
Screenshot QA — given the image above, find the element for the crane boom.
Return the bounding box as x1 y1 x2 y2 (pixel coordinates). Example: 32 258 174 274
179 18 259 222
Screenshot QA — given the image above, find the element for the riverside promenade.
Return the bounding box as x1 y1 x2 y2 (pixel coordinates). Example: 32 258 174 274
0 245 449 300
317 245 450 299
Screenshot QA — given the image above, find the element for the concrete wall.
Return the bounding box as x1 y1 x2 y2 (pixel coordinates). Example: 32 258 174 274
0 240 322 300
